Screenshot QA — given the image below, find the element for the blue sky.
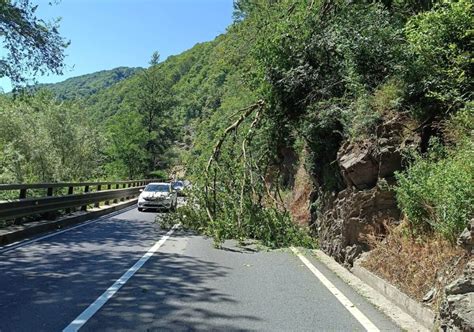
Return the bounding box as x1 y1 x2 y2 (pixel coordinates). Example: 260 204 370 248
0 0 234 92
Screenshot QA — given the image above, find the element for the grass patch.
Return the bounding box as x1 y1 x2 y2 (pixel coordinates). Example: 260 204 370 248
362 223 469 305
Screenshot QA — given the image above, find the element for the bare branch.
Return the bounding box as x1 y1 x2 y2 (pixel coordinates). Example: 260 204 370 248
204 100 265 222
206 100 265 173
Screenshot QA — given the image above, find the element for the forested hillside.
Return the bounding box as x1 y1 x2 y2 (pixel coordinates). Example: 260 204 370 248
2 0 471 244
0 0 472 328
34 67 141 100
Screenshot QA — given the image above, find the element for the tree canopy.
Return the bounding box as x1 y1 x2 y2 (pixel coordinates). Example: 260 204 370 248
0 0 69 86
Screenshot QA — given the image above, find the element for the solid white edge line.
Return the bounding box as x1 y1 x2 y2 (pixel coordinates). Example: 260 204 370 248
63 223 180 332
290 247 380 332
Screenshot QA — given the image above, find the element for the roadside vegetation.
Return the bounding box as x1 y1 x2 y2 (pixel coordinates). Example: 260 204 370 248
395 106 473 242
173 0 472 248
0 92 103 183
362 224 469 302
1 0 472 252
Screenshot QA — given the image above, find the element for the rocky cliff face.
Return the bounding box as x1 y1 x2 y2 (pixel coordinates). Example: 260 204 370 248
440 259 474 331
318 187 400 266
439 220 474 331
306 117 472 331
314 119 409 266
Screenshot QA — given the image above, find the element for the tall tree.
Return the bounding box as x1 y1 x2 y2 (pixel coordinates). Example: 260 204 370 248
136 51 175 173
0 0 69 86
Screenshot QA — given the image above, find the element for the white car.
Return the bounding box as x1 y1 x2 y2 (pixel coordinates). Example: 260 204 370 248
137 182 177 212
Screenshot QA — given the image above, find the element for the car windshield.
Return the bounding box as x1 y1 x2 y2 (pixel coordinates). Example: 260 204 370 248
144 184 170 193
173 181 184 187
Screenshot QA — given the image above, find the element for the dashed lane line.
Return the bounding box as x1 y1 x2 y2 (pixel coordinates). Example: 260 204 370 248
63 223 180 332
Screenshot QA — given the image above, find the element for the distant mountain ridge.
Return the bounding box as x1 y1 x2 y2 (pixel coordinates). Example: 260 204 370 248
35 66 142 100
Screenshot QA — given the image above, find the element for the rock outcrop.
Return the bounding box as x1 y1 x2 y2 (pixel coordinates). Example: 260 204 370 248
338 123 403 190
440 261 474 331
307 114 471 330
457 219 474 254
316 119 407 266
318 187 400 266
439 221 474 331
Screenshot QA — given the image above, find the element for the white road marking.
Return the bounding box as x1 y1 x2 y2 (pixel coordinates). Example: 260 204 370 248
0 207 134 254
290 247 380 332
63 224 180 332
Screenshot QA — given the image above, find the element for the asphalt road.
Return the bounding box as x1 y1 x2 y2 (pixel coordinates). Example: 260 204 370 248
0 206 400 331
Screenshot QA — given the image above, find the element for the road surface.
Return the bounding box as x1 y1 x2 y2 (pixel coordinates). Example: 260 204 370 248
0 206 400 331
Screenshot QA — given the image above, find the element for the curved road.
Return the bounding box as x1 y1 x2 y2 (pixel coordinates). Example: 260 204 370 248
0 206 400 331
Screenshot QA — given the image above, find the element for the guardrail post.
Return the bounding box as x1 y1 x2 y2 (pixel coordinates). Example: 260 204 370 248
114 184 119 203
44 187 55 220
14 188 28 224
81 185 89 211
66 186 74 214
94 185 101 208
105 184 111 205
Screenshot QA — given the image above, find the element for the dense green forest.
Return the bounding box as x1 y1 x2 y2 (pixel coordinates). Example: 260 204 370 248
0 0 472 248
33 67 142 100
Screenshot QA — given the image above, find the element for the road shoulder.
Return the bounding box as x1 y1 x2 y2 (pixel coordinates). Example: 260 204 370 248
303 248 430 332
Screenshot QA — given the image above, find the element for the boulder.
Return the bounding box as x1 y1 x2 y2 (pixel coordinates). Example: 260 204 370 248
440 261 474 331
337 124 402 190
440 293 474 331
377 136 402 178
317 187 400 266
457 219 474 253
338 142 379 190
446 274 474 296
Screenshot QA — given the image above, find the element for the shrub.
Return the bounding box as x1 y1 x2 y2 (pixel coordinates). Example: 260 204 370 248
370 79 405 116
405 0 473 115
147 170 168 181
395 108 474 241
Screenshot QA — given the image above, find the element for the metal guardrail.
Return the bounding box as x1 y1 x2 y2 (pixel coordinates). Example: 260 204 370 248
0 179 158 221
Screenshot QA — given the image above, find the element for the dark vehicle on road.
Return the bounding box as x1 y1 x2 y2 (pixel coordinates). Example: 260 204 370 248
171 180 186 196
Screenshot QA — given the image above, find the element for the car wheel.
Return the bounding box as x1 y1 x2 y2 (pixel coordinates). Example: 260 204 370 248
138 207 143 212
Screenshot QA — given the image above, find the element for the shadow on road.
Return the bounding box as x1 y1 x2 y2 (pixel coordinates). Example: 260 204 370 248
0 212 260 331
84 236 262 331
